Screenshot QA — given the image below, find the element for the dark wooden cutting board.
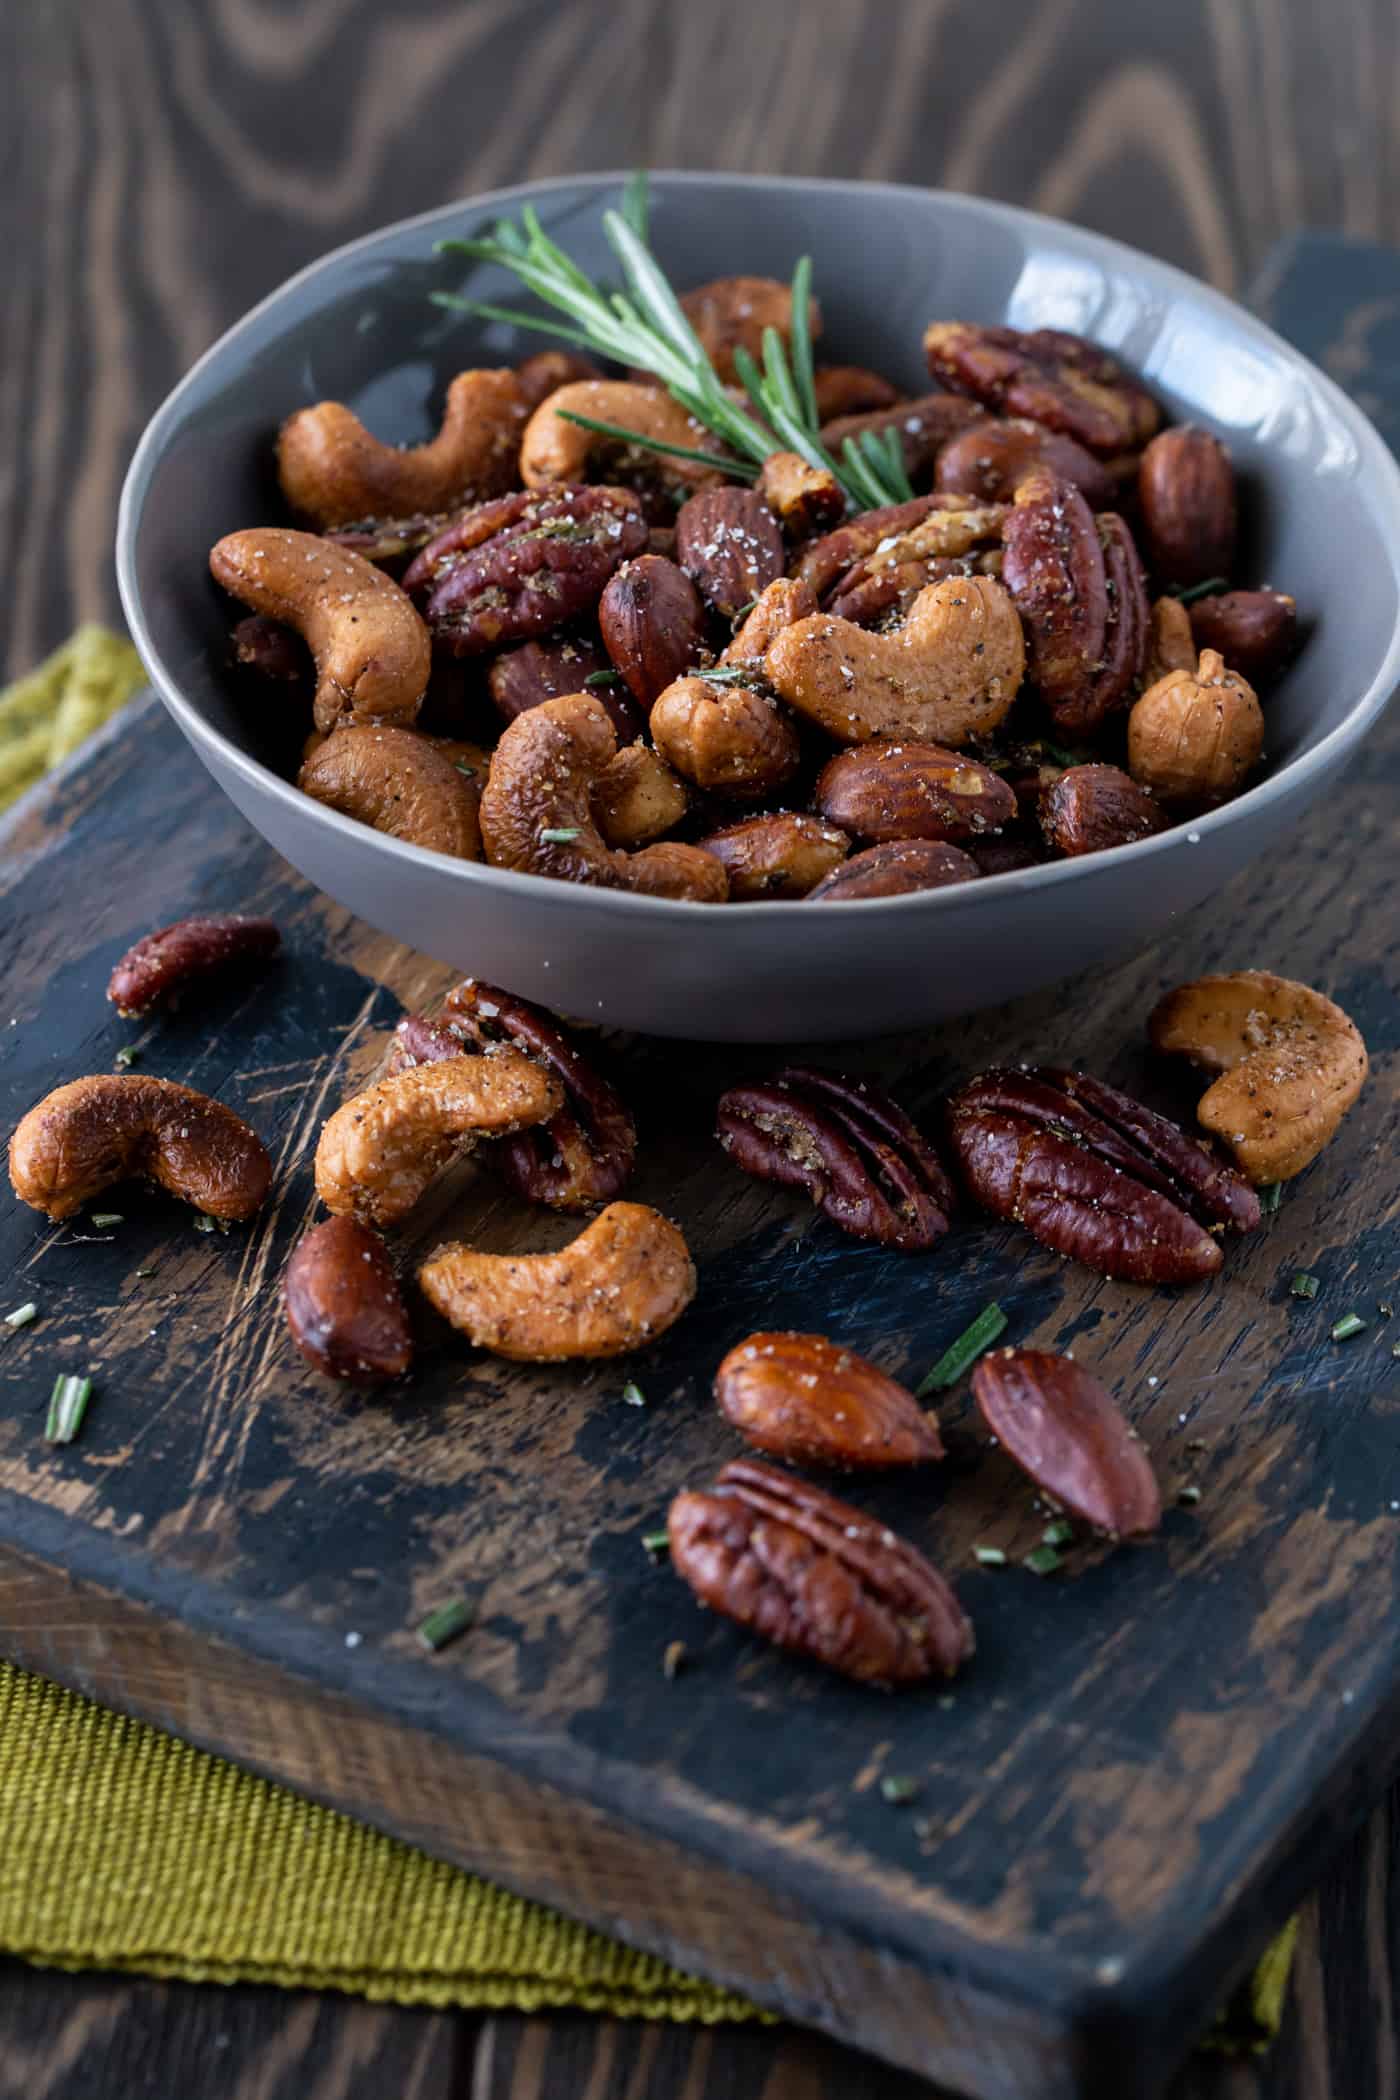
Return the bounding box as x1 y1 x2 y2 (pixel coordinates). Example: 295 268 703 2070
0 235 1397 2100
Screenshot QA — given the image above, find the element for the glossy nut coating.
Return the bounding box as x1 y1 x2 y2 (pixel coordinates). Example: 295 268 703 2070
924 322 1160 456
1136 426 1237 588
9 1075 271 1222
599 555 710 706
649 677 801 800
1127 650 1263 807
283 1216 413 1382
674 488 786 617
695 813 849 899
1188 590 1299 685
1040 764 1165 857
277 368 528 529
972 1347 1161 1537
108 914 280 1017
520 382 725 494
298 725 482 859
668 1458 973 1686
717 1064 954 1250
419 1201 695 1359
815 742 1016 844
935 415 1116 508
715 1331 945 1468
805 838 981 900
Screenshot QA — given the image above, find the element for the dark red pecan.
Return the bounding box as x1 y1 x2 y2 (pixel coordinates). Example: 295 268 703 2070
1040 764 1165 857
827 554 974 629
323 509 460 566
402 487 647 655
972 1347 1161 1537
108 914 281 1017
1188 589 1299 685
795 493 964 601
486 634 643 744
946 1064 1259 1282
717 1064 954 1250
393 979 636 1210
1136 427 1237 588
674 488 786 617
815 742 1016 843
599 555 710 706
805 839 981 901
230 614 311 687
283 1215 413 1382
935 416 1116 509
715 1331 945 1469
924 323 1160 457
1088 510 1151 727
668 1457 973 1685
1001 479 1148 734
820 392 986 486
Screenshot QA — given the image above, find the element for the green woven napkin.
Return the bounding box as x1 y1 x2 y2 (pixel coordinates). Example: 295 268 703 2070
0 626 146 811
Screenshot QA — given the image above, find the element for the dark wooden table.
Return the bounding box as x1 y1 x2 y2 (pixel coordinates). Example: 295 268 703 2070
5 3 1400 2096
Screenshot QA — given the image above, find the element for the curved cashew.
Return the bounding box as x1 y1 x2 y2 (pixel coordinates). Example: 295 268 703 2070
721 577 819 663
9 1075 270 1222
276 369 528 528
520 381 726 494
593 742 688 849
298 724 482 859
210 528 430 735
1143 594 1198 687
314 1053 562 1226
479 693 728 900
763 574 1024 746
418 1201 696 1359
649 677 801 797
1127 649 1263 807
1149 971 1368 1183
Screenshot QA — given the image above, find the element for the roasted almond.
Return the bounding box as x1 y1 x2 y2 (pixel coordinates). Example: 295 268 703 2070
1137 427 1237 588
815 741 1016 844
675 487 786 616
972 1346 1162 1538
598 554 710 706
715 1330 945 1468
1040 764 1165 857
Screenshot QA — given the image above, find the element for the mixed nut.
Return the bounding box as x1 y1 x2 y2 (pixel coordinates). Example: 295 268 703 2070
209 202 1303 905
5 895 1371 1693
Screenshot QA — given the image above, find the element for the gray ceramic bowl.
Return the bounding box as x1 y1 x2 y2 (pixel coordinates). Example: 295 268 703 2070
117 173 1400 1041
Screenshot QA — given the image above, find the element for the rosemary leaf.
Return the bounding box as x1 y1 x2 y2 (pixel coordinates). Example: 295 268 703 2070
428 293 596 349
1172 576 1229 606
620 168 650 244
974 1545 1007 1567
1023 1544 1063 1577
46 1373 92 1445
584 669 622 687
552 407 753 477
1331 1313 1367 1342
788 255 819 431
642 1529 670 1559
916 1304 1008 1395
1258 1181 1282 1215
620 1381 646 1407
880 1774 922 1805
1290 1271 1320 1300
417 1597 476 1652
761 324 804 426
539 827 582 844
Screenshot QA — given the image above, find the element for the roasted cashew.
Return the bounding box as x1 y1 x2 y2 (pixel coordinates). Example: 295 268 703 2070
418 1201 696 1359
1143 594 1197 687
649 677 801 797
479 693 728 900
763 574 1024 746
314 1053 562 1226
298 724 482 859
276 368 528 528
592 741 688 849
721 577 820 663
520 381 726 494
1127 649 1263 808
9 1075 270 1222
210 528 430 735
1149 971 1368 1183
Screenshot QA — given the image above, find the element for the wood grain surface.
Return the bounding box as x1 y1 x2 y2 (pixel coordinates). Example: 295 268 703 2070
7 0 1400 2095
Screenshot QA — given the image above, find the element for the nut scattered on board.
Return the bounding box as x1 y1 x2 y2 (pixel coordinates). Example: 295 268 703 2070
314 1053 562 1226
277 368 529 528
1149 971 1368 1183
298 725 483 858
210 528 431 735
9 1075 271 1223
108 914 281 1018
717 1065 955 1250
668 1457 973 1687
715 1331 945 1469
1127 651 1264 808
971 1347 1162 1539
946 1065 1259 1283
418 1201 695 1360
283 1216 414 1382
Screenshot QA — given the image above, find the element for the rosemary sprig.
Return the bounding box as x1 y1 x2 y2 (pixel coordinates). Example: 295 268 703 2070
553 407 754 479
434 173 905 511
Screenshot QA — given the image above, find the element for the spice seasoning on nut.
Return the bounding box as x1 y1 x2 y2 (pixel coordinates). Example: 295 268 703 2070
108 914 281 1018
283 1216 413 1383
972 1348 1162 1539
10 1075 272 1223
715 1331 945 1469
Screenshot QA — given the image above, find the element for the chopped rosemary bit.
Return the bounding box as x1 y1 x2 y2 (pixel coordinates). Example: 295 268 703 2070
4 1303 38 1331
641 1529 670 1559
417 1597 476 1651
880 1774 922 1805
88 1213 124 1231
1380 1302 1394 1319
916 1303 1008 1395
135 1266 158 1279
45 1373 93 1445
731 599 759 621
1023 1544 1063 1577
692 665 756 683
662 1639 687 1679
620 1381 646 1407
1331 1313 1367 1342
1177 1485 1203 1506
1290 1271 1320 1299
538 827 582 843
1172 576 1229 605
453 762 476 777
974 1545 1007 1567
193 1214 224 1234
114 1046 139 1068
1258 1182 1282 1215
1042 1519 1075 1548
583 668 622 687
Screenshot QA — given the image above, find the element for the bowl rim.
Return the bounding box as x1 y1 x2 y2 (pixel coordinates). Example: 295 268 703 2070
116 168 1400 923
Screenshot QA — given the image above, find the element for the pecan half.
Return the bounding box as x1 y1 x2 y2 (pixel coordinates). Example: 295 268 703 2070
599 555 710 706
924 323 1160 456
972 1348 1161 1537
230 614 310 688
946 1064 1259 1283
935 416 1115 508
675 488 786 617
1188 590 1299 686
823 501 1006 628
108 914 280 1018
806 839 981 900
815 742 1016 844
402 487 647 654
1040 764 1166 857
1001 477 1147 734
392 978 637 1211
795 494 966 601
820 393 986 486
715 1331 945 1468
668 1458 973 1686
1136 427 1237 587
487 633 643 745
717 1065 954 1249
